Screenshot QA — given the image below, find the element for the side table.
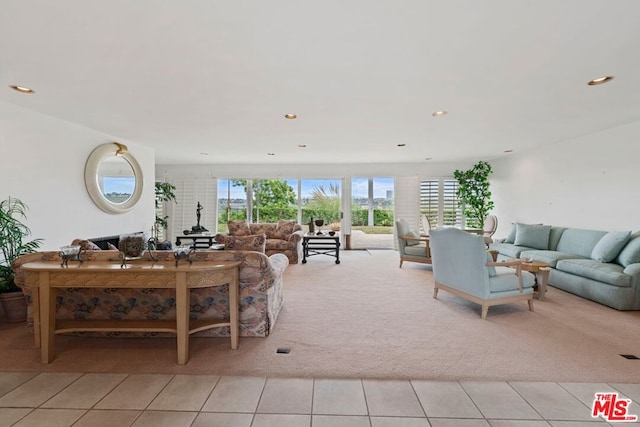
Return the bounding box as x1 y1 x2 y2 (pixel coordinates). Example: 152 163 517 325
520 261 550 300
302 234 341 264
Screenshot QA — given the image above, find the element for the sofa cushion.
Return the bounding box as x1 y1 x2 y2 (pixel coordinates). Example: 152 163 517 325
504 224 517 244
275 220 297 239
71 239 101 251
616 232 640 267
224 234 266 252
490 242 531 258
404 244 429 257
591 231 631 263
228 220 252 236
548 227 568 251
555 259 631 287
519 250 586 268
514 223 551 250
266 239 292 250
556 228 607 258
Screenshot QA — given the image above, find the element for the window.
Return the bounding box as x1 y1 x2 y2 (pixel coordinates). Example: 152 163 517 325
420 179 462 228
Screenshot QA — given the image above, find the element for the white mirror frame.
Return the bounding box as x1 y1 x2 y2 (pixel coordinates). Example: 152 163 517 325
84 142 144 214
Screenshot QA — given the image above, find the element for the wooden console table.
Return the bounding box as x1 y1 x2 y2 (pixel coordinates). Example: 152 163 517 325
21 260 240 365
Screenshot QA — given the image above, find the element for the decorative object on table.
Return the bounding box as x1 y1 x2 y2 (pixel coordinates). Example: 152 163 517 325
328 231 336 236
308 217 315 234
191 201 209 233
453 160 494 229
118 233 156 267
0 197 43 322
174 245 195 266
58 245 85 267
314 219 324 235
150 181 176 250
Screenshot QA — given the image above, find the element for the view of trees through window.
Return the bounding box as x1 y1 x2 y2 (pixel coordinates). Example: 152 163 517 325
351 177 394 234
217 178 342 232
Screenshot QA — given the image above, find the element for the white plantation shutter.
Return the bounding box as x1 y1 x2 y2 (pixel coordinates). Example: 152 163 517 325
394 176 420 249
419 178 463 227
168 178 217 244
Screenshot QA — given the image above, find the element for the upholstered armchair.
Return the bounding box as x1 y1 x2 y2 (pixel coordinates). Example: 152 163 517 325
429 227 535 319
395 218 431 268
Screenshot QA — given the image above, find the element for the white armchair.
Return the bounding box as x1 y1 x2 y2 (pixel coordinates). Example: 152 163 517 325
429 227 535 319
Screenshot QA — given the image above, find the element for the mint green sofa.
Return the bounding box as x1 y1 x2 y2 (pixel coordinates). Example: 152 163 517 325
490 223 640 310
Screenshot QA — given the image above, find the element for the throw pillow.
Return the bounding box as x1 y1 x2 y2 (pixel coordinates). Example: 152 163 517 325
276 219 297 239
405 230 420 246
591 231 631 263
224 234 266 253
504 223 517 244
615 232 640 267
485 251 496 277
227 220 251 236
71 239 101 251
514 223 551 250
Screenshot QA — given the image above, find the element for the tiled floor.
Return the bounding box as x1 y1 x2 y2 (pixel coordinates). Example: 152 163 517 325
1 373 639 426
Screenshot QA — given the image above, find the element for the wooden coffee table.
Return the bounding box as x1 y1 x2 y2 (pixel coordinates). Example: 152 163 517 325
520 261 550 300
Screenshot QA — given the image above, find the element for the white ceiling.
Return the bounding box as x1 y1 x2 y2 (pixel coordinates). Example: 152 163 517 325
2 1 639 165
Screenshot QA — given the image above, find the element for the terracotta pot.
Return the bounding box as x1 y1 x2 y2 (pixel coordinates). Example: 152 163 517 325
0 291 27 323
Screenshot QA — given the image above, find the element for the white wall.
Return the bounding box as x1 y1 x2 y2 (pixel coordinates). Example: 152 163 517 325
0 102 156 250
491 121 640 239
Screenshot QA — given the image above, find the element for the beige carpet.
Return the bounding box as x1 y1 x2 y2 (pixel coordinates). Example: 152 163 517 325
2 250 640 383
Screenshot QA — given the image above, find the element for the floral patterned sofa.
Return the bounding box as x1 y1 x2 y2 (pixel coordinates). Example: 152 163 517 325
12 249 288 337
215 220 304 264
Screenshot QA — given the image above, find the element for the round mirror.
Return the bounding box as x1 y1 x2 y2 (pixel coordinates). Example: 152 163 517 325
84 143 143 214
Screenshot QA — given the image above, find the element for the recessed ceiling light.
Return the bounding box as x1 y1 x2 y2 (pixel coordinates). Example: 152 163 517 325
200 152 209 156
425 157 432 160
267 153 275 156
284 113 297 119
588 76 614 86
298 144 307 148
397 143 406 147
432 111 447 117
504 149 514 153
10 85 35 94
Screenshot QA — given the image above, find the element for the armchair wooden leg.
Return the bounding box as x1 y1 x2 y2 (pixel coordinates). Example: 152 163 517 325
399 259 403 268
481 305 489 319
528 299 534 312
433 287 439 299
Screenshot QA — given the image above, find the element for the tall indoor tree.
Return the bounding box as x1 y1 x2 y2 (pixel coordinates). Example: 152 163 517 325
453 161 495 229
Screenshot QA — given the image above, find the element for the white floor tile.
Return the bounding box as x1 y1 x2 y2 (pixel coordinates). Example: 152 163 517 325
147 374 219 411
461 381 541 420
191 412 254 427
0 373 38 397
312 415 370 427
42 373 127 409
428 420 490 427
510 382 593 421
202 375 266 413
362 379 425 417
370 417 431 427
131 410 197 427
412 380 483 418
0 373 82 408
11 408 86 427
73 409 142 427
256 377 313 414
0 408 32 427
94 374 173 410
489 421 551 426
313 379 368 415
251 413 311 427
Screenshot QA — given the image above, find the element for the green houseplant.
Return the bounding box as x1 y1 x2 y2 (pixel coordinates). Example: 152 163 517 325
151 182 177 249
453 161 495 229
0 197 43 322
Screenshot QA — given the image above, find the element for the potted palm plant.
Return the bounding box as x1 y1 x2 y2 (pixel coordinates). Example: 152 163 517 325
0 197 43 322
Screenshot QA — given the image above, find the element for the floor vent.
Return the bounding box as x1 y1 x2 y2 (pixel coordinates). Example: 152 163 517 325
276 348 291 354
620 354 640 360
